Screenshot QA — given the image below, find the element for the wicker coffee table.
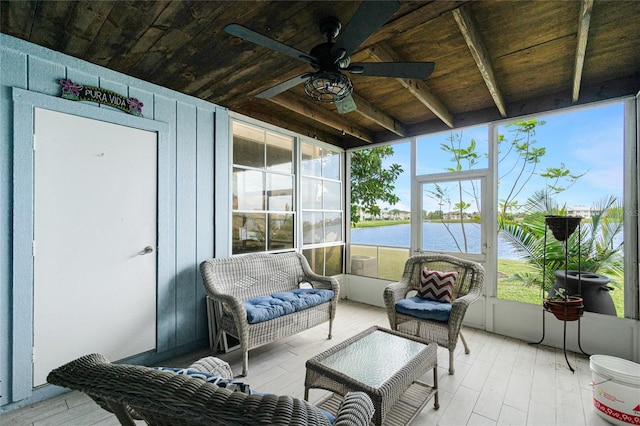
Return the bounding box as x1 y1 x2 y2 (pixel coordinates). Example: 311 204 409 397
305 326 438 426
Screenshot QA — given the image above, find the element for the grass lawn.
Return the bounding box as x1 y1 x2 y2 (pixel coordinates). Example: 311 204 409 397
498 259 624 317
350 246 625 318
497 259 541 304
353 219 410 228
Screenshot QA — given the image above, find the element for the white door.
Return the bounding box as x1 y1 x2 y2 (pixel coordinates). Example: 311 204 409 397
33 108 157 387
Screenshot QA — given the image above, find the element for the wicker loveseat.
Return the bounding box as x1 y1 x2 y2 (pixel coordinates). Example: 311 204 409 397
47 353 374 425
200 252 340 376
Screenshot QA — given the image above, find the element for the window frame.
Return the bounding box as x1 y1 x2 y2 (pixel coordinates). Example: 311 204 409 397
416 171 488 262
229 116 345 275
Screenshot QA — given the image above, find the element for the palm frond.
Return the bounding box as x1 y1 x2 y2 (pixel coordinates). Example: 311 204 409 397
498 193 624 290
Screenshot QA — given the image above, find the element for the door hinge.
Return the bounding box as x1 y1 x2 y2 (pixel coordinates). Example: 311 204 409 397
32 241 36 257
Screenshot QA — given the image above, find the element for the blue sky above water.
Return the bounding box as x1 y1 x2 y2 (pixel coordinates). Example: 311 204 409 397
378 102 625 213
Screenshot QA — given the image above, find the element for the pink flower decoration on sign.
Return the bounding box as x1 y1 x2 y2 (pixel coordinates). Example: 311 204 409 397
59 79 83 98
127 97 144 114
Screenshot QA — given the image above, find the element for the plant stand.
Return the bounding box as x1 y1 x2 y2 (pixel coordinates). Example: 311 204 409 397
533 301 588 372
531 216 589 372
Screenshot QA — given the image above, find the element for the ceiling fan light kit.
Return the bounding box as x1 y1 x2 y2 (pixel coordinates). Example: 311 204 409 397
304 71 353 102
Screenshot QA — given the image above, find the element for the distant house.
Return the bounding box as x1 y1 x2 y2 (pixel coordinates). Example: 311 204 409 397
360 208 410 221
567 205 594 219
387 209 411 220
442 211 476 220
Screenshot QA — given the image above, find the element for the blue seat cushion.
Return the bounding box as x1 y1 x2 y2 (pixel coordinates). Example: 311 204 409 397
395 296 452 322
271 289 334 311
244 289 334 324
244 295 296 324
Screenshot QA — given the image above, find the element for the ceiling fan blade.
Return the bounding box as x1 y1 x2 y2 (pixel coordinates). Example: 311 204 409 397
255 74 310 99
225 24 316 65
348 62 435 80
330 0 400 57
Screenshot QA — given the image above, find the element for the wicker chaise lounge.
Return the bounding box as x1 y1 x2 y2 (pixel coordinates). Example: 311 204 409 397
200 252 339 376
47 353 375 425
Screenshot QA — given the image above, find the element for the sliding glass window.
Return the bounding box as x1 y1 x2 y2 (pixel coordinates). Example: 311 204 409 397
232 121 294 254
301 142 344 276
231 120 344 276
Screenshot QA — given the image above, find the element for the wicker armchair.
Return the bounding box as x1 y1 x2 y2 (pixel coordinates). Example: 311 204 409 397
383 254 485 374
47 353 374 426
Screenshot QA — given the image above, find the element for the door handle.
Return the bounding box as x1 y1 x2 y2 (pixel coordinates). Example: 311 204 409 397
139 246 154 255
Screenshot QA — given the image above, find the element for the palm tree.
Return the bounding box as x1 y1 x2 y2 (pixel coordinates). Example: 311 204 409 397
498 191 623 291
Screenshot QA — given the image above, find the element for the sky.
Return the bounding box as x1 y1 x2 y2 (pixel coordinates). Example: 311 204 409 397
377 102 625 213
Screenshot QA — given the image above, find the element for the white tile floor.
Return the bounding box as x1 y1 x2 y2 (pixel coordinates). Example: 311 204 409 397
2 299 610 425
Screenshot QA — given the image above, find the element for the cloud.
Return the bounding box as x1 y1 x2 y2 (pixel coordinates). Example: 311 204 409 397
579 168 623 193
562 116 623 197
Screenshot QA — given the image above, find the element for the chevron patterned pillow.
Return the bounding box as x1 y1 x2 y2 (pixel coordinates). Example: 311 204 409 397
417 267 458 303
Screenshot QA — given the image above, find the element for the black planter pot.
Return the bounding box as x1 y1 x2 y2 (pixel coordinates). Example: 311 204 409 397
550 270 617 316
545 215 582 241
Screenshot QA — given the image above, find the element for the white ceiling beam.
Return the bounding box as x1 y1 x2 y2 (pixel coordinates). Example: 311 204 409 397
369 42 454 128
453 5 507 117
350 93 407 137
572 0 594 102
266 93 374 143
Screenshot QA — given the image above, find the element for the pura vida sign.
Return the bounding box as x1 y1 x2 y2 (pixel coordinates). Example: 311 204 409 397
59 79 144 117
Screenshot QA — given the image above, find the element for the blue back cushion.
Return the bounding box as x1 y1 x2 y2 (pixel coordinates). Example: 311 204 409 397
395 296 452 322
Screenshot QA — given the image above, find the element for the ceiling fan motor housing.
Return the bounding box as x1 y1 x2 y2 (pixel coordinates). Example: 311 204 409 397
319 16 341 41
309 42 350 72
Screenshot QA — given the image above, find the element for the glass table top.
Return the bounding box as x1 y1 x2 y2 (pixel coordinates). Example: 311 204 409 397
317 329 428 388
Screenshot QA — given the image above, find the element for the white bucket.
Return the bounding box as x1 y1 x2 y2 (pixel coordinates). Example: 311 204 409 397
590 355 640 425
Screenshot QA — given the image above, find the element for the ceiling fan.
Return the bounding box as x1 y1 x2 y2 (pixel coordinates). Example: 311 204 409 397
224 0 435 113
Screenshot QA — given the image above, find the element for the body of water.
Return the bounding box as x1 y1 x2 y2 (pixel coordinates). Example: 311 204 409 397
351 222 521 260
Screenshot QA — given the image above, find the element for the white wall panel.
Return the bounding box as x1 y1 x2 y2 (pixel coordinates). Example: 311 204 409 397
27 57 65 95
176 101 198 346
0 46 27 407
1 34 230 411
489 298 637 361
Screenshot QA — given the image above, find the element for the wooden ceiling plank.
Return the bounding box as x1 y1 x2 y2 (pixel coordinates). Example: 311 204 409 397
1 1 37 40
360 1 468 51
62 2 116 58
267 93 374 143
452 5 507 117
572 0 594 102
27 1 76 51
369 42 454 128
187 1 330 107
140 2 244 88
350 93 406 137
84 1 170 66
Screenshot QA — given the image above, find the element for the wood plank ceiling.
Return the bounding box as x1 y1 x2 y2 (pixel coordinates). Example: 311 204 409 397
2 0 639 149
